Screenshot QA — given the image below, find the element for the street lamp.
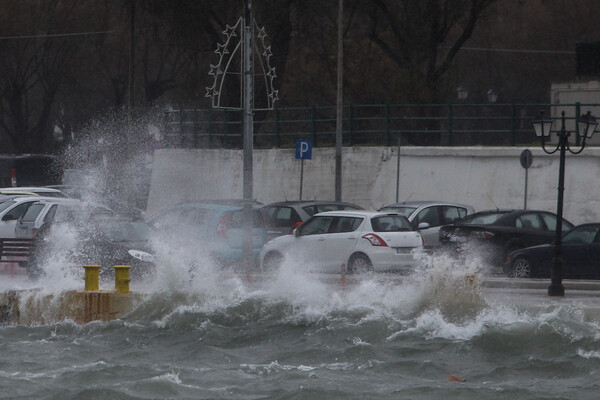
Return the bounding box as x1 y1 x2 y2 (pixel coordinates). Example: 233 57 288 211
487 89 498 104
532 109 598 296
457 86 468 101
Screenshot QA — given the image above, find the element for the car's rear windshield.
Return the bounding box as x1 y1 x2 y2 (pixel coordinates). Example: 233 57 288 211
228 209 265 228
97 220 150 242
378 206 417 218
371 215 413 232
459 212 507 225
21 203 45 222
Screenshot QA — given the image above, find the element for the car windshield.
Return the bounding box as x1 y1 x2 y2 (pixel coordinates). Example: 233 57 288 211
378 206 417 218
459 212 507 225
0 200 16 214
371 215 413 231
563 225 600 244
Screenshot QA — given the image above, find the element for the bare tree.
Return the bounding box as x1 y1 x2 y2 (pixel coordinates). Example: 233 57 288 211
0 0 90 153
355 0 495 103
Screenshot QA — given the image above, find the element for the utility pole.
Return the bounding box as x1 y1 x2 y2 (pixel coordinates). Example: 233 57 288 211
128 0 135 120
206 0 278 274
242 0 254 276
335 0 343 201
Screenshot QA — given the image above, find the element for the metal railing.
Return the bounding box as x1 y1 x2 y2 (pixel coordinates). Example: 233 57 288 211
162 103 600 148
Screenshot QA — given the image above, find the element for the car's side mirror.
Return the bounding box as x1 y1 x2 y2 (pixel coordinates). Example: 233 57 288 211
2 214 16 222
417 222 430 230
293 228 300 237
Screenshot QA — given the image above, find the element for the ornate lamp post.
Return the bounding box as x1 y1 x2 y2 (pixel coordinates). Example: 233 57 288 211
532 110 598 296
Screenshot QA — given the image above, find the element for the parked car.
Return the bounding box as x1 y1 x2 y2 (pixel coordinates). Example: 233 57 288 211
438 209 574 271
14 198 111 239
378 201 475 247
0 186 67 198
26 212 153 280
0 196 63 238
504 223 600 279
260 210 423 273
145 201 268 267
262 200 364 238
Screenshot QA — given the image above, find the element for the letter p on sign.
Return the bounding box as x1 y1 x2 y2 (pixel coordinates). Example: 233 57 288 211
295 139 313 160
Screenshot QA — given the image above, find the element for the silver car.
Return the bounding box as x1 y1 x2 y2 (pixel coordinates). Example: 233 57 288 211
262 200 364 238
378 201 475 247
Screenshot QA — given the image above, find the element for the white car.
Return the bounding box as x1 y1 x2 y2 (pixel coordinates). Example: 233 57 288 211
0 186 67 198
259 210 423 273
0 196 61 238
14 198 82 239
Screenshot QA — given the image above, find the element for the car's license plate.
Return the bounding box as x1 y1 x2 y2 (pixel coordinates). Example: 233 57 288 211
395 247 412 254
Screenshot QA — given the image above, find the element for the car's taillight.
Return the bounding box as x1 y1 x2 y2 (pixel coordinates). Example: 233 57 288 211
362 233 388 247
289 221 303 233
470 231 494 239
217 213 230 238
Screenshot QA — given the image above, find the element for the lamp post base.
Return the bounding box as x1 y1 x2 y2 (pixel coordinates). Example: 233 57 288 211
548 283 565 297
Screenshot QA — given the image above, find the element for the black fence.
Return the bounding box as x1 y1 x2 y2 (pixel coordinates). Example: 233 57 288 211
162 103 600 148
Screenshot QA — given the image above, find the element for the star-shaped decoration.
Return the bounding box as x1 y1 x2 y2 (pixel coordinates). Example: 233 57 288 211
223 23 238 38
262 46 272 59
256 26 267 40
214 43 229 56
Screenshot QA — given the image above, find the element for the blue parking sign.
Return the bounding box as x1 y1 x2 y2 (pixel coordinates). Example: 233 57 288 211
295 139 312 159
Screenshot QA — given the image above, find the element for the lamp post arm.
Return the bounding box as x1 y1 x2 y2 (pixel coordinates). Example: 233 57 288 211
565 136 587 154
540 134 560 155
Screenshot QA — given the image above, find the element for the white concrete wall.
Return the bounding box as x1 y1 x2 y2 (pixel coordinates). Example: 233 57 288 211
146 146 600 225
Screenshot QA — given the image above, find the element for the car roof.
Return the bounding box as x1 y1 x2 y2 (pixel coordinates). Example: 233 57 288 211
314 210 406 218
0 186 63 193
0 190 39 196
380 201 474 209
4 195 49 203
264 200 362 207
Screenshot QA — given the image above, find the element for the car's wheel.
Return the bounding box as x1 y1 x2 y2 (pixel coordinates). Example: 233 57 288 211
263 251 284 271
347 253 373 274
511 256 532 278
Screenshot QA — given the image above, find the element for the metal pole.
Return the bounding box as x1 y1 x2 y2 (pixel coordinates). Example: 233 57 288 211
524 168 528 209
128 0 135 120
299 159 304 200
242 0 254 275
549 117 566 297
395 136 401 203
335 0 343 201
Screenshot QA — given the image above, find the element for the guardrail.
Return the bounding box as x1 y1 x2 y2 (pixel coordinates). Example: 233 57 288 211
163 103 600 148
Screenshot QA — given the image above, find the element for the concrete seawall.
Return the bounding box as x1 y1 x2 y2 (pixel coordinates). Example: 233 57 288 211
146 146 600 225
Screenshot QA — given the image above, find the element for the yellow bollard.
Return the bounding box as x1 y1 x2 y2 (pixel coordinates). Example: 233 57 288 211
113 265 132 294
83 265 102 291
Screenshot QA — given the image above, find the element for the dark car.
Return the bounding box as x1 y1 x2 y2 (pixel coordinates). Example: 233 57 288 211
262 200 364 238
27 211 154 280
505 223 600 279
438 209 574 270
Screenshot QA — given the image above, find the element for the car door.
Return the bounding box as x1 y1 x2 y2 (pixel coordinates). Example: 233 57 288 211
560 225 600 279
412 206 442 246
514 213 552 248
321 216 363 272
15 202 47 238
0 201 36 238
294 215 334 270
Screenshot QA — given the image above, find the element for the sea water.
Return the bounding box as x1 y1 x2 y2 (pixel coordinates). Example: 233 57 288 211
1 251 600 400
